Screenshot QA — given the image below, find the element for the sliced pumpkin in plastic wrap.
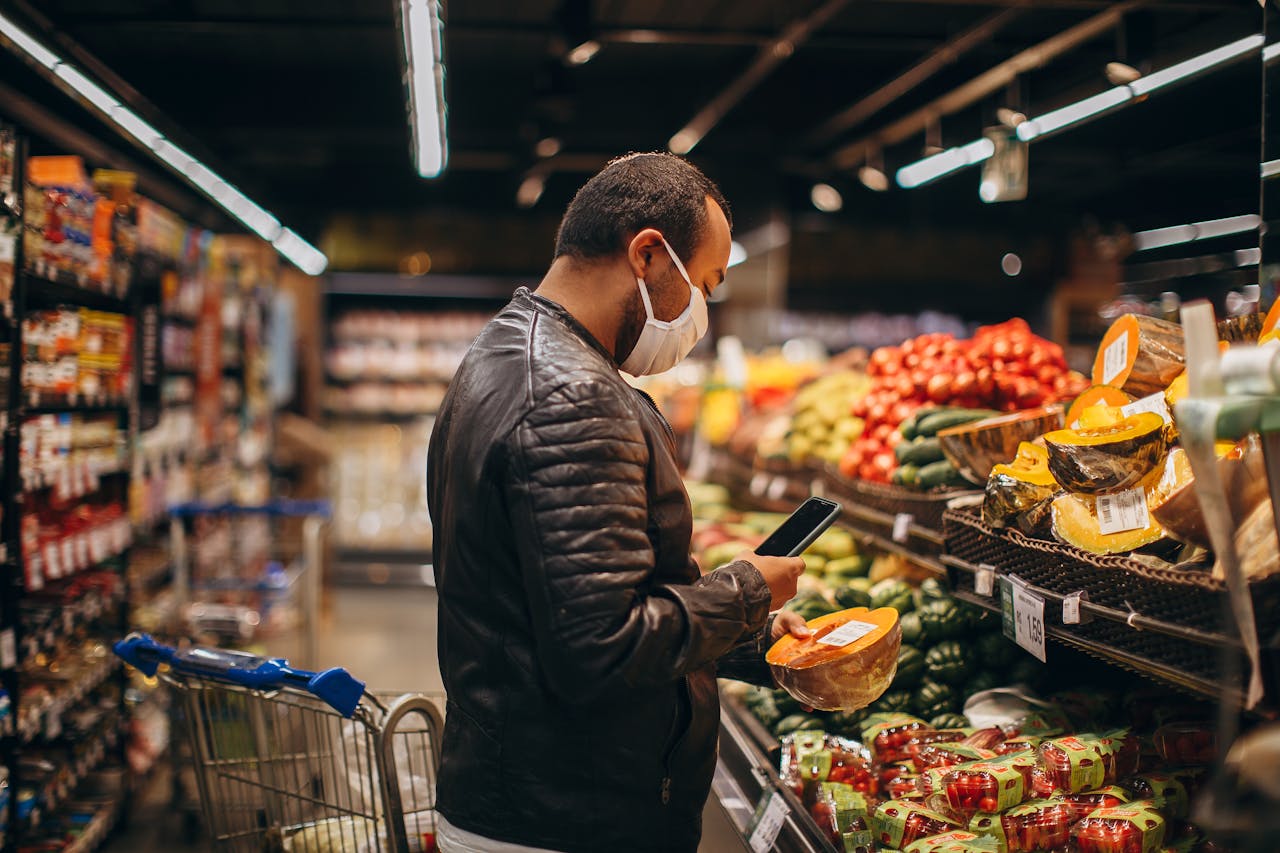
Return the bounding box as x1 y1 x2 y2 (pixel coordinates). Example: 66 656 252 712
1050 490 1166 556
1042 407 1169 495
767 607 901 712
983 442 1059 534
1150 439 1269 548
1092 314 1185 398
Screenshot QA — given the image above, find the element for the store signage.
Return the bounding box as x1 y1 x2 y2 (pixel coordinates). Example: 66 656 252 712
1001 576 1046 662
748 790 789 852
893 513 913 543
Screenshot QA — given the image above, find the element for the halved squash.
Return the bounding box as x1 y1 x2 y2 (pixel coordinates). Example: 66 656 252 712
1150 439 1270 548
1163 341 1229 412
1092 315 1185 398
1218 313 1264 344
1043 407 1169 494
983 442 1060 530
1263 298 1280 339
1066 385 1134 428
937 405 1065 486
1051 491 1166 555
767 606 902 712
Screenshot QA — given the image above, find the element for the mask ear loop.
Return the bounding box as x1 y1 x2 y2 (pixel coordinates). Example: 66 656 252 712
660 237 694 287
634 273 657 320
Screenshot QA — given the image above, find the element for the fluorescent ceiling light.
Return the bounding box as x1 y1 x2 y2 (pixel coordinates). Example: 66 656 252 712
567 40 600 65
401 0 448 179
1016 86 1131 141
0 10 327 274
1129 34 1263 97
1266 42 1280 66
896 138 994 189
0 10 58 69
728 241 747 267
1131 214 1260 251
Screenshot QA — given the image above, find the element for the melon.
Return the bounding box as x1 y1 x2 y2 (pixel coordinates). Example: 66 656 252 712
767 606 902 712
1066 385 1134 428
983 442 1060 530
1151 439 1270 548
1093 314 1185 398
937 405 1065 486
1042 407 1169 495
1050 491 1166 555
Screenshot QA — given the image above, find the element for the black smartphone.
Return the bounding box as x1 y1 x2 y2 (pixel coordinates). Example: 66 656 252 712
755 496 843 558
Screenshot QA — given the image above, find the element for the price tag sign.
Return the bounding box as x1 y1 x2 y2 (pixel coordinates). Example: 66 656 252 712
893 513 913 543
1102 332 1129 385
749 473 769 497
817 620 879 648
975 564 996 597
0 628 16 669
1063 592 1085 625
1012 583 1047 663
767 476 788 502
748 790 790 853
1122 392 1172 424
1096 487 1148 535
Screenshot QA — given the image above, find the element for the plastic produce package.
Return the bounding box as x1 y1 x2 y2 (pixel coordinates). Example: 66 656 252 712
862 714 931 764
808 782 874 853
1120 774 1188 820
767 607 902 711
873 798 962 849
905 830 1002 853
969 799 1075 853
1055 787 1130 822
1071 802 1167 853
1037 736 1107 793
937 760 1029 817
913 743 999 773
780 730 876 796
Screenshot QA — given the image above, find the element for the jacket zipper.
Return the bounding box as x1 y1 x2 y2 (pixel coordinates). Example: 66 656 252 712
634 388 677 450
660 676 692 805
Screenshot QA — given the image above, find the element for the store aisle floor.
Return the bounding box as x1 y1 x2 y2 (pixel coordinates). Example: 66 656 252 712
105 583 744 852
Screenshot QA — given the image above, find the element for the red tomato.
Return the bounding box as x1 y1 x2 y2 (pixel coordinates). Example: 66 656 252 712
926 374 951 404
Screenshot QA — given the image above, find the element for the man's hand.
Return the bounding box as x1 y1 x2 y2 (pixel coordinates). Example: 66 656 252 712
772 609 813 642
736 550 806 612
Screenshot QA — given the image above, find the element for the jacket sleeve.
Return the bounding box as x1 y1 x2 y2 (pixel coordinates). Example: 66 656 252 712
715 614 778 687
504 378 772 704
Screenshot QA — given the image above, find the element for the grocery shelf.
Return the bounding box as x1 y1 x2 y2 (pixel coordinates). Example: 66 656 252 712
21 584 123 663
22 398 130 416
22 462 127 496
18 656 120 744
22 270 131 313
715 693 838 853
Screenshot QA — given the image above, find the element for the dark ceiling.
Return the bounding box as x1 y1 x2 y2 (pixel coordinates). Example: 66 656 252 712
3 0 1266 276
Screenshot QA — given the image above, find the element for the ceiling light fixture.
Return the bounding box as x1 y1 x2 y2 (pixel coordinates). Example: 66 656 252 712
535 137 562 158
400 0 448 179
896 33 1262 190
728 241 748 267
810 182 843 213
858 150 890 192
0 8 326 274
1131 214 1260 251
1104 61 1142 85
566 40 600 66
516 174 546 208
668 128 700 155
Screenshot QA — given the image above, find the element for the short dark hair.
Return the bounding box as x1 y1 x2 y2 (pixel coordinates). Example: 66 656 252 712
553 152 731 262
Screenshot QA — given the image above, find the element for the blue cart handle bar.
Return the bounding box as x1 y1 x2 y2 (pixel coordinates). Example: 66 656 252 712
114 633 365 718
168 499 332 519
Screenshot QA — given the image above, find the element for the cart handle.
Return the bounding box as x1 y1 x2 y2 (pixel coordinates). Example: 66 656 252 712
113 633 365 718
168 499 332 518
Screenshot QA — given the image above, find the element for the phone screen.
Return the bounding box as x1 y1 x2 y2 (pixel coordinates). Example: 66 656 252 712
755 497 842 557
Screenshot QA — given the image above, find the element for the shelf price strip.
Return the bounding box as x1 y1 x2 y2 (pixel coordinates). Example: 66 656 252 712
1001 575 1046 663
748 789 789 853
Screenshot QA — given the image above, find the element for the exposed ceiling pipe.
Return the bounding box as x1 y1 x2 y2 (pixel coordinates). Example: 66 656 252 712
667 0 852 154
829 0 1145 171
804 4 1029 150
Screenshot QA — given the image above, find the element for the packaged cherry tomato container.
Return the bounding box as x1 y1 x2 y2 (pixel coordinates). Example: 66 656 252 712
904 830 997 853
1071 802 1167 853
1055 787 1130 822
915 743 998 774
940 761 1028 817
809 782 873 852
1120 775 1188 820
1093 733 1140 782
1037 736 1105 793
969 800 1074 853
781 731 872 793
1152 723 1217 767
873 799 962 849
996 737 1041 757
862 714 931 765
903 729 972 761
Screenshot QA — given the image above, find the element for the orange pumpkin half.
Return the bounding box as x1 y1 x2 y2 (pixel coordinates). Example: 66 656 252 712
766 606 901 712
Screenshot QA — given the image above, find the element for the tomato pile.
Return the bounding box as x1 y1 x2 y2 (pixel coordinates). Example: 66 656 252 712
840 320 1089 483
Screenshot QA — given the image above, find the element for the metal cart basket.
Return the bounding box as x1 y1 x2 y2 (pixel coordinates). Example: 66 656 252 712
116 634 442 853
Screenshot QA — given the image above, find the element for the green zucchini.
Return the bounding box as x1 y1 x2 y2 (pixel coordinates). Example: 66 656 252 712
895 436 945 467
891 463 919 487
914 407 1000 438
917 459 968 489
899 407 939 441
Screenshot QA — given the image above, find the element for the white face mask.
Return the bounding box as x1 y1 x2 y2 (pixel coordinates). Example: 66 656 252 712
619 237 710 377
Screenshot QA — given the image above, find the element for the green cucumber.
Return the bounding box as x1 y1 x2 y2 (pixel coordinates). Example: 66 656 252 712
891 463 919 487
899 407 939 441
917 459 968 489
895 436 945 467
914 407 1000 438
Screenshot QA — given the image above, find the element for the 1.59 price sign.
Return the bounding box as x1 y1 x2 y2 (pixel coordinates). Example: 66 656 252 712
1011 583 1046 662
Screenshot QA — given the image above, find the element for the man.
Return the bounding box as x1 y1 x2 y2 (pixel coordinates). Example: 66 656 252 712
426 153 809 853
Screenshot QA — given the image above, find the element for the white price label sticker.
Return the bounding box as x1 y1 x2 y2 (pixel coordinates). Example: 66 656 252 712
0 628 16 669
817 620 880 648
1096 487 1149 535
767 477 788 502
1012 583 1047 662
749 473 769 497
893 513 913 543
810 479 824 499
1063 592 1084 625
975 564 996 597
1121 392 1172 424
1102 332 1130 385
749 790 790 853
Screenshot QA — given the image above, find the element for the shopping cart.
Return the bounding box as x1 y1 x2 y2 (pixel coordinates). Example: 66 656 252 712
169 499 331 668
115 633 442 853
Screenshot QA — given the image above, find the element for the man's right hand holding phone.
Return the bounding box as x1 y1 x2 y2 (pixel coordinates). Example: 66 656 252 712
737 550 806 612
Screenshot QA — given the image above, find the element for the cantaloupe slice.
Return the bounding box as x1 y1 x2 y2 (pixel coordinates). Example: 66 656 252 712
1066 386 1134 428
1093 315 1185 398
767 606 901 712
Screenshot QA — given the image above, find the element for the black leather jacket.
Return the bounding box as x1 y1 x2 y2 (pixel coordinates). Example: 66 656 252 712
426 288 774 852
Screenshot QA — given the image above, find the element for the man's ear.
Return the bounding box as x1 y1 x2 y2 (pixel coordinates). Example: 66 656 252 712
626 228 666 280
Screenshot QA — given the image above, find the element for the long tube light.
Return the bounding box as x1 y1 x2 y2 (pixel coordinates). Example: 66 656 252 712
400 0 448 179
896 33 1263 190
0 10 327 275
1131 214 1260 252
